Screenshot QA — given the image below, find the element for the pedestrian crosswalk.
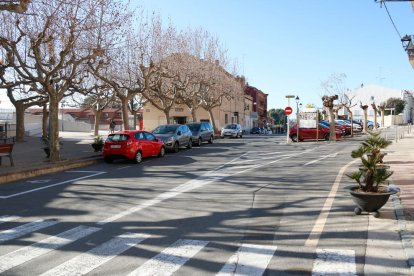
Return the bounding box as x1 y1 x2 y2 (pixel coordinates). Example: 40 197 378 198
0 215 357 275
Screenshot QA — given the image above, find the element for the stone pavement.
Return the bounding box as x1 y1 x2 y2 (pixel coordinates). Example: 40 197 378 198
0 129 414 273
0 131 108 184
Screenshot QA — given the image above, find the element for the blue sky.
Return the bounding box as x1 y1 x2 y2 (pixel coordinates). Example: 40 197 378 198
136 0 414 110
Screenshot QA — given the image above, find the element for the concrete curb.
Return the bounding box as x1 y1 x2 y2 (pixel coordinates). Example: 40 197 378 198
0 157 102 185
391 193 414 276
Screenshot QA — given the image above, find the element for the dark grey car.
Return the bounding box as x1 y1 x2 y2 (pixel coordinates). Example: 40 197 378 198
187 122 214 147
152 124 192 153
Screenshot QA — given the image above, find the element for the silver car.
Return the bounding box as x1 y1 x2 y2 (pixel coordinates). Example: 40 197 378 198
221 123 243 138
152 124 192 153
187 122 214 146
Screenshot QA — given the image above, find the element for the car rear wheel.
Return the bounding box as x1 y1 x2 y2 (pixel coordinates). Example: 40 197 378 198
208 135 213 144
134 151 142 164
187 139 192 149
239 133 242 138
104 157 113 163
197 138 202 147
368 125 373 130
158 146 165 157
324 133 330 141
291 134 298 142
173 142 179 153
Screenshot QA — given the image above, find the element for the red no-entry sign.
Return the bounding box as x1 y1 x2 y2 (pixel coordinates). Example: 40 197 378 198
284 106 293 115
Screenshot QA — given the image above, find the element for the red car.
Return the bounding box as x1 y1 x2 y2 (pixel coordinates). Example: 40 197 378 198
289 123 342 142
103 130 165 163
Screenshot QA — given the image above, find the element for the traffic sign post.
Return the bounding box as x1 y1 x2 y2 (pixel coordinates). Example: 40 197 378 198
284 106 293 116
285 95 296 144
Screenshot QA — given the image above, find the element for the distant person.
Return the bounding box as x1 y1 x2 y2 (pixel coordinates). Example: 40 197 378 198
109 119 116 133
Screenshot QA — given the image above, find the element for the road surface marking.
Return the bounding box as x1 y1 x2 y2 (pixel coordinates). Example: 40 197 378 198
40 232 149 276
0 225 100 273
0 171 106 199
217 244 277 276
312 249 356 276
98 148 318 225
0 215 20 224
305 159 358 247
117 166 132 170
0 220 58 243
303 152 339 166
128 239 208 276
27 180 51 184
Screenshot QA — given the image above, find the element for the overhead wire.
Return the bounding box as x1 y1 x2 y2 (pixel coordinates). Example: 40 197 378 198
383 1 403 39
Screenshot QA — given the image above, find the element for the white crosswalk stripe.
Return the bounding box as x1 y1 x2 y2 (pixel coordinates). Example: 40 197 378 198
128 239 208 276
40 232 149 276
0 215 20 225
0 219 58 244
0 225 100 273
312 249 356 276
217 243 277 276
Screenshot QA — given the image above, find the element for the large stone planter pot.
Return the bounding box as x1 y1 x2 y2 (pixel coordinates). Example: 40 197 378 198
349 185 397 217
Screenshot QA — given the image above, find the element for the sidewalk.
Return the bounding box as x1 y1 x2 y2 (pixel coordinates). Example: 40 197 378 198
0 131 108 184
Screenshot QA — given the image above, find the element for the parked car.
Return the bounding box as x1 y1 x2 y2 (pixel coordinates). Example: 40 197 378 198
152 124 192 153
250 127 261 134
320 120 346 136
221 123 243 138
354 119 380 130
333 120 352 135
187 122 214 146
103 130 165 164
338 119 362 132
289 123 342 142
335 119 361 134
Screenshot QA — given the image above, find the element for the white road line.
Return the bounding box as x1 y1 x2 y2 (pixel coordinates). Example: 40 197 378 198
305 159 358 247
0 225 100 273
40 232 149 276
128 239 208 276
0 172 106 199
117 166 132 170
312 249 356 276
0 215 20 224
217 244 277 276
303 152 339 166
0 220 58 243
98 148 317 225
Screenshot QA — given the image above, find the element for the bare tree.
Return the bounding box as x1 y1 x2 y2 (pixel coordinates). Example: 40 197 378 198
338 92 357 137
0 0 30 13
321 73 346 141
0 0 130 161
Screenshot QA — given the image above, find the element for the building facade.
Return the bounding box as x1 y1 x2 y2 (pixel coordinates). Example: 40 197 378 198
244 85 268 128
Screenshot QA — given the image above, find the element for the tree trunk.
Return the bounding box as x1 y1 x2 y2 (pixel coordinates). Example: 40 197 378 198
49 94 61 162
374 110 378 130
381 109 385 128
132 111 137 130
363 108 368 133
42 103 48 139
349 111 354 138
15 102 25 142
121 98 129 130
94 109 102 136
328 107 336 141
207 109 218 134
164 109 171 124
191 107 197 122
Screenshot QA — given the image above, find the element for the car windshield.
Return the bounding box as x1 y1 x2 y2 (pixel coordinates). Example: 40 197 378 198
187 124 200 132
152 125 178 134
224 124 237 129
107 134 129 142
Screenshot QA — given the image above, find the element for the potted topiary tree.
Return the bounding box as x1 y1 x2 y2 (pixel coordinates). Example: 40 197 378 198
347 131 397 217
91 136 104 152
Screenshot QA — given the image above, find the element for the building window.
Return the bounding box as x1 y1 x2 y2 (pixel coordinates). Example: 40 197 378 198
225 114 228 124
103 113 108 118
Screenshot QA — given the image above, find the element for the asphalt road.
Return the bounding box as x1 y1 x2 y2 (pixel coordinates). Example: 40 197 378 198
0 134 379 275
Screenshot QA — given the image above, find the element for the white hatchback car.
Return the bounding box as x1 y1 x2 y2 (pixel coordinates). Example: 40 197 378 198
221 123 243 138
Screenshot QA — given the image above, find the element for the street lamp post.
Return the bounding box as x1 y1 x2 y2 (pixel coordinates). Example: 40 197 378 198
296 96 300 143
285 95 295 143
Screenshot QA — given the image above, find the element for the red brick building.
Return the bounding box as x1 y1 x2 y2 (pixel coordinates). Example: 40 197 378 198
244 85 268 128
